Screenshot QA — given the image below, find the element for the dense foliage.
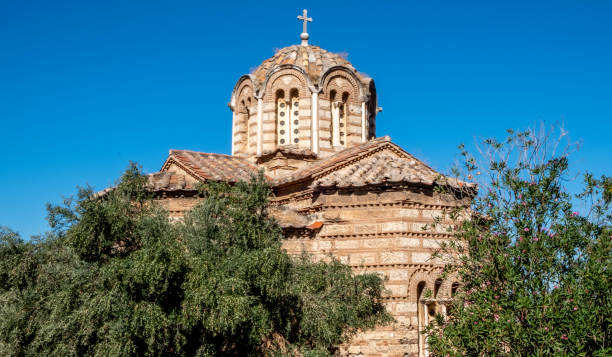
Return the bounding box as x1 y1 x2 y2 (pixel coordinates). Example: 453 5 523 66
427 127 611 356
0 165 391 356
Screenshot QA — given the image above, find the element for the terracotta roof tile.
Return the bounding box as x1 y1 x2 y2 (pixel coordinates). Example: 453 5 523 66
271 137 472 190
251 45 368 84
271 136 394 186
163 150 263 183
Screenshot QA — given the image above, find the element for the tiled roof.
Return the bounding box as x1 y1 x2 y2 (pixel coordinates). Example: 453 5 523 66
251 45 368 84
313 152 438 188
271 136 471 189
271 136 394 186
163 150 262 183
150 139 471 193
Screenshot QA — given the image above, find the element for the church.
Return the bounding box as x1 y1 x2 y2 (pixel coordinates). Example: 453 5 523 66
145 10 471 357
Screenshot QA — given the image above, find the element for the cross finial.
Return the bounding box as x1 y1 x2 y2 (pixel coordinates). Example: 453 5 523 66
297 9 312 46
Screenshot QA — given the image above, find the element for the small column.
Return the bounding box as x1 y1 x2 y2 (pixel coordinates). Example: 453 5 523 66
257 98 263 156
361 101 367 142
331 101 340 147
311 91 319 154
231 110 236 155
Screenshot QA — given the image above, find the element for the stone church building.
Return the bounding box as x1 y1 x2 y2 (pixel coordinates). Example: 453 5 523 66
145 11 470 357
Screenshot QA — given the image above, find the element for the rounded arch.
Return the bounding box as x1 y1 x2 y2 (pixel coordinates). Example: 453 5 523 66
261 65 312 101
319 66 364 100
230 74 256 108
450 281 461 297
408 269 437 302
262 68 310 102
233 78 256 156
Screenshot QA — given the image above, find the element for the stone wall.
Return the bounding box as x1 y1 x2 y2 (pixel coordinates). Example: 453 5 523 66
154 183 462 357
275 185 463 357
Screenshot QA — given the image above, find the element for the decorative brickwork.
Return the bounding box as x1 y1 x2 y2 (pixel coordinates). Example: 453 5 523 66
142 30 474 356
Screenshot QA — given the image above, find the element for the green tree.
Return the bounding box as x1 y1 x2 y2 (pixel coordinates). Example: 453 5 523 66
426 126 611 356
0 164 391 356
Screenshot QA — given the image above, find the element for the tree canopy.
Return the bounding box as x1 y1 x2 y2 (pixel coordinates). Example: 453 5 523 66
426 126 611 356
0 165 391 356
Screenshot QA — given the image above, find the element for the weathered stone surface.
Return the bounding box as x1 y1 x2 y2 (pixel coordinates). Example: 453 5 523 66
141 34 476 357
411 252 431 263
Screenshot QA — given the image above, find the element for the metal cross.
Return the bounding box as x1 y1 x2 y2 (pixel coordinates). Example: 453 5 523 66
297 9 312 36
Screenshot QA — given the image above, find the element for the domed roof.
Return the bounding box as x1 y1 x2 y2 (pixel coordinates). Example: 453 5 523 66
251 45 368 85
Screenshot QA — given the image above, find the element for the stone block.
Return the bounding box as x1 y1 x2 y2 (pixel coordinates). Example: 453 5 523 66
382 221 410 232
363 238 391 248
399 208 420 218
398 237 421 247
389 269 409 281
423 239 445 248
394 315 411 325
354 223 379 234
262 133 276 141
349 252 376 265
381 251 408 264
335 239 361 249
321 224 352 235
412 222 429 232
379 191 406 202
422 209 443 219
411 252 431 263
318 240 332 249
395 302 417 313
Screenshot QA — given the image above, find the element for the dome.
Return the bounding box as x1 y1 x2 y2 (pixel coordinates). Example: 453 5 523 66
251 45 369 86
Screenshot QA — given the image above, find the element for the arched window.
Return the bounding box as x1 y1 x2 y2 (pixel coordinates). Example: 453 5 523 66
277 89 300 146
451 282 459 297
331 90 349 147
246 97 252 151
340 92 349 146
447 282 460 316
416 281 428 357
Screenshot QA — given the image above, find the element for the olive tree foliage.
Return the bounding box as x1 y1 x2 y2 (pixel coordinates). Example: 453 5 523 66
0 163 391 357
426 126 611 356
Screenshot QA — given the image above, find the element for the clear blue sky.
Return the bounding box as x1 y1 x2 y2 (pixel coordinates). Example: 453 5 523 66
1 1 610 238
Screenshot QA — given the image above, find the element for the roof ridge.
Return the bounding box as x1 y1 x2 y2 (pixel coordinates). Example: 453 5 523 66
169 149 244 159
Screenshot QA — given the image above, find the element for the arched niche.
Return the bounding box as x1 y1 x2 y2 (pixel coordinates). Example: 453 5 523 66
320 69 363 148
262 68 310 147
233 78 256 156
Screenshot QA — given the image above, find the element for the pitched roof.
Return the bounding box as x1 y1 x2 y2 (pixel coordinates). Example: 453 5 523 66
271 136 471 190
152 139 471 193
161 150 262 183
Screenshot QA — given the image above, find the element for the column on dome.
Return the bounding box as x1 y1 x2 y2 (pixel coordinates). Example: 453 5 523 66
231 79 256 158
232 99 249 156
320 70 363 155
246 97 257 155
